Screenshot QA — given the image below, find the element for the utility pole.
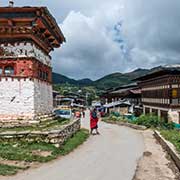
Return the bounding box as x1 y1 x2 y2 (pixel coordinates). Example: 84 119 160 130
86 93 89 108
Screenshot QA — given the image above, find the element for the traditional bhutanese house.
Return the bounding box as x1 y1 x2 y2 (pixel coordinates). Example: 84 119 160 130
101 83 142 115
0 5 65 126
103 100 131 115
64 92 86 106
135 65 180 124
110 83 142 106
101 83 142 106
54 93 86 109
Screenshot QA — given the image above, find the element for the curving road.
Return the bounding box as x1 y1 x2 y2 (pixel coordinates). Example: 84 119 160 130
2 111 144 180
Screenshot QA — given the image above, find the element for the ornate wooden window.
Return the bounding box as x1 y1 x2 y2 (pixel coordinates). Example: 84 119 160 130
0 67 2 75
45 72 48 80
38 70 49 81
4 66 14 75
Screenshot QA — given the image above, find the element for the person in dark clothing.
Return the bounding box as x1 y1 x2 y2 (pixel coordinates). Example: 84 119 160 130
90 108 100 135
82 111 85 118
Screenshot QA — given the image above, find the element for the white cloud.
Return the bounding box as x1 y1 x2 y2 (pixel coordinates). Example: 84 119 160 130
1 0 180 79
52 7 126 80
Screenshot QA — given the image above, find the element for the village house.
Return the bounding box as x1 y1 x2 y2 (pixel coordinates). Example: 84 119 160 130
53 92 86 109
135 65 180 124
101 83 142 115
0 5 65 126
101 83 141 104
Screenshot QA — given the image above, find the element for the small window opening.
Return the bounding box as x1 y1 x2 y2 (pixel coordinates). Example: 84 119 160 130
4 66 14 75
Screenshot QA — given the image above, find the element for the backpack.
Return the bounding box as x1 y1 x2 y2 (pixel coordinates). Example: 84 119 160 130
92 111 97 119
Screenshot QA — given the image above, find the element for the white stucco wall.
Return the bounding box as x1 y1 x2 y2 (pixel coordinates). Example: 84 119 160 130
0 78 53 120
34 79 53 115
0 42 51 67
0 78 35 119
168 110 179 124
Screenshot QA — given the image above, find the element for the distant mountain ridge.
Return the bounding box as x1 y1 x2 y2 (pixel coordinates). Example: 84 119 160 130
52 66 162 90
52 72 93 86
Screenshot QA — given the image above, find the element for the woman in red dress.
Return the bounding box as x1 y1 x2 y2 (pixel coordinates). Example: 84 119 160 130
90 108 100 135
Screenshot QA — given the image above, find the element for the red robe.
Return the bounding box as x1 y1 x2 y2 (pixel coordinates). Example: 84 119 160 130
90 112 98 129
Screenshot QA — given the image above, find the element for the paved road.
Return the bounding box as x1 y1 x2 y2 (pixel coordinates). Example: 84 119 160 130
2 112 144 180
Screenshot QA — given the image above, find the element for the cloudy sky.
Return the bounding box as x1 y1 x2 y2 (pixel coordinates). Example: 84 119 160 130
1 0 180 80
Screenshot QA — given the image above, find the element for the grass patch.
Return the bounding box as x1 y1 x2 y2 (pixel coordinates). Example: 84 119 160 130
0 129 89 175
59 128 89 155
160 130 180 153
0 164 24 176
102 115 129 123
0 129 89 163
0 118 70 133
0 142 57 163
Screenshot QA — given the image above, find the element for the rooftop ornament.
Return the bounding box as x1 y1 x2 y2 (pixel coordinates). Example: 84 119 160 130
9 0 14 7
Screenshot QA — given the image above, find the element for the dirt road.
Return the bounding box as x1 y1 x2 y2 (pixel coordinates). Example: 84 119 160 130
1 112 144 180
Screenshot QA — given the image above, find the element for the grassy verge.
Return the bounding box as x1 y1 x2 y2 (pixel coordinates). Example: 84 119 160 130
103 114 175 129
0 128 89 176
59 128 89 155
160 130 180 153
102 115 129 123
0 164 25 176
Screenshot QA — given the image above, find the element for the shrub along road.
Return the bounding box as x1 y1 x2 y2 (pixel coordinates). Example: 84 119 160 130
1 111 145 180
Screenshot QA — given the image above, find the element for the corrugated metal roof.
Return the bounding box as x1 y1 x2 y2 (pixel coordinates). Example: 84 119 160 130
103 100 131 108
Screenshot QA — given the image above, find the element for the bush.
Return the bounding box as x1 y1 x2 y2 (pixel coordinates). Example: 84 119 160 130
134 114 175 129
110 112 120 117
102 114 129 123
159 121 175 130
134 114 159 128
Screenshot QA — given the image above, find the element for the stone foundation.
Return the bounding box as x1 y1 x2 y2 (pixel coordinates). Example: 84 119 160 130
0 114 55 128
0 119 81 147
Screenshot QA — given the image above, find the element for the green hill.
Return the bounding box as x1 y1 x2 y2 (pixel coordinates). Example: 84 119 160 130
52 72 77 84
93 73 132 89
52 72 93 86
92 68 151 90
52 67 160 90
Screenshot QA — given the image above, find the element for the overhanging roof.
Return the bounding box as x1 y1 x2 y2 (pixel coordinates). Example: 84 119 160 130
134 66 180 81
0 6 65 53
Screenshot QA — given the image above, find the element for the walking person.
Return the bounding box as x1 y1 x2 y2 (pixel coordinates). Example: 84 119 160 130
90 108 100 135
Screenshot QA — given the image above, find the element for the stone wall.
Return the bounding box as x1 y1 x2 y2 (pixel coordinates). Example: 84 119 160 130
154 130 180 170
0 119 81 147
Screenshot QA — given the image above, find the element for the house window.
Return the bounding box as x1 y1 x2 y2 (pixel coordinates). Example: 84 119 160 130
4 66 14 75
38 70 43 79
0 67 2 75
38 70 49 81
45 72 48 80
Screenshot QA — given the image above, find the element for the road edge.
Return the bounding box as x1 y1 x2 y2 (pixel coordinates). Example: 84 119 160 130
154 130 180 171
102 120 147 130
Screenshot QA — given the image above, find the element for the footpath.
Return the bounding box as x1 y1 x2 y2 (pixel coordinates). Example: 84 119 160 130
133 130 180 180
